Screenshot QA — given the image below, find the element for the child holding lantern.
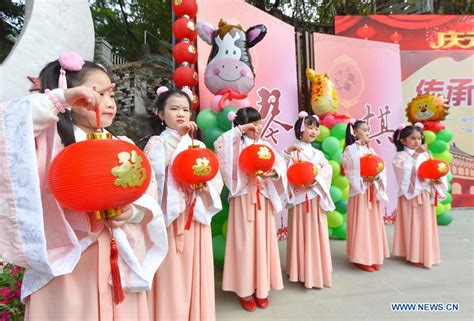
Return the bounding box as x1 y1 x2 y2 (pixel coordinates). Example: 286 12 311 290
0 52 168 320
392 123 447 268
284 112 335 289
213 107 286 312
144 87 223 321
341 119 390 272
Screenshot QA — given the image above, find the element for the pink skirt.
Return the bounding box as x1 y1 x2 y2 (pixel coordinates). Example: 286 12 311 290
148 213 215 321
286 197 332 288
393 191 440 268
346 192 390 265
222 194 283 299
25 230 150 321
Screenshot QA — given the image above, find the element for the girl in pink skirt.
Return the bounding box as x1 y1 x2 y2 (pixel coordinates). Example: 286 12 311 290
392 123 447 268
214 107 287 312
341 119 390 272
284 112 335 288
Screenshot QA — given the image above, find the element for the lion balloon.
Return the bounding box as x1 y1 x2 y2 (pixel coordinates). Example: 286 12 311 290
406 93 450 123
306 68 339 116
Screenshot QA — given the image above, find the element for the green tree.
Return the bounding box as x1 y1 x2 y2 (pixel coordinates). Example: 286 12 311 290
0 0 25 63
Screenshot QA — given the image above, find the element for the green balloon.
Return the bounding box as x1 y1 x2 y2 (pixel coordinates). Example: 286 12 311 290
329 160 340 176
221 186 230 202
448 183 452 192
330 186 342 203
332 175 349 190
211 222 222 237
222 220 228 239
435 204 445 216
331 149 343 164
333 222 347 240
202 127 224 149
330 124 347 139
212 203 229 225
342 212 347 223
447 172 453 182
216 106 237 131
215 259 224 268
212 234 226 261
316 125 330 142
437 211 453 225
423 130 436 145
311 141 322 150
436 129 453 143
433 151 453 163
196 109 217 131
429 140 448 154
341 187 349 200
322 137 340 155
441 193 452 205
444 203 452 212
339 139 345 149
335 200 348 214
327 211 343 228
328 227 333 238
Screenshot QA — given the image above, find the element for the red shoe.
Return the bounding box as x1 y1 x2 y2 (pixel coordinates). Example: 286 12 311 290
411 262 425 268
372 264 381 271
255 296 269 309
354 263 375 272
239 297 256 312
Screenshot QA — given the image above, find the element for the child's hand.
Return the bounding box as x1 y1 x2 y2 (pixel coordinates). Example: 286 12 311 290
64 84 115 111
240 123 258 136
261 169 278 179
177 121 198 136
415 144 427 154
363 176 379 182
107 204 134 228
285 144 301 154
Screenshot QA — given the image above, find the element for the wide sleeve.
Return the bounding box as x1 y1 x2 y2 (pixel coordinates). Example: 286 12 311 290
341 145 364 195
259 146 287 213
313 150 335 212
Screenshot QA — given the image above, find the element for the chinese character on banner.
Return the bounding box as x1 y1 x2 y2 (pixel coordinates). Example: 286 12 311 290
362 103 395 145
416 78 473 107
255 87 293 145
416 79 445 95
430 31 474 49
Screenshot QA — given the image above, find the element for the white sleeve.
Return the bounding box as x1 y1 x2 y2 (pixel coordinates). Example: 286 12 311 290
31 89 65 137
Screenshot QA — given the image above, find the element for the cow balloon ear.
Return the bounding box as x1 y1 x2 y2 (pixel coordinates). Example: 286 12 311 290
246 24 267 48
197 21 217 45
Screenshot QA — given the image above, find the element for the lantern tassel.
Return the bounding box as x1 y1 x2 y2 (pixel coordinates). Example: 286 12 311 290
110 237 125 305
434 190 438 207
185 197 197 230
369 182 374 203
305 192 310 214
256 183 262 210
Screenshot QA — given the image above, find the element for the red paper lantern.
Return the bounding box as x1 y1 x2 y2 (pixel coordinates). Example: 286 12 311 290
173 41 198 65
173 66 198 88
360 154 384 178
390 31 402 44
173 17 197 41
172 0 198 19
190 92 199 110
357 24 375 40
48 137 152 213
171 146 219 188
239 144 275 176
418 159 449 180
287 161 317 187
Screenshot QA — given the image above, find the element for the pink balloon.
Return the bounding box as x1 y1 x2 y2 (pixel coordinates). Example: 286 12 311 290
321 115 336 128
231 98 250 109
210 95 223 112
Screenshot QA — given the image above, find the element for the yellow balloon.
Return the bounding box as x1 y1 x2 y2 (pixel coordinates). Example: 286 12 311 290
306 68 339 116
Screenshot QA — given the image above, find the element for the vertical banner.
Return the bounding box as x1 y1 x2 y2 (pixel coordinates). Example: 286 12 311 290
313 33 404 216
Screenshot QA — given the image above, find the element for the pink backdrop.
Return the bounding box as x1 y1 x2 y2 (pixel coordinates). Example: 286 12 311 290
313 33 404 215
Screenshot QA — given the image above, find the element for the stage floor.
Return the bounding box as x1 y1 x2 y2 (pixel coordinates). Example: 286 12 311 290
214 208 474 321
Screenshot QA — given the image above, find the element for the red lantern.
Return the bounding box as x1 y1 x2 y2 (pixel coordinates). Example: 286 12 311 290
390 31 402 44
173 41 198 65
172 0 198 19
173 66 198 88
239 144 275 176
48 135 151 214
360 154 384 178
418 159 449 180
356 24 375 40
190 92 199 110
173 17 197 41
287 161 317 187
171 146 219 188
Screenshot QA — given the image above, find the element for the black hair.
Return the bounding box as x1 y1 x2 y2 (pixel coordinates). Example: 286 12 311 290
392 125 424 152
148 89 192 136
294 115 320 140
344 120 367 148
233 107 261 126
39 60 110 147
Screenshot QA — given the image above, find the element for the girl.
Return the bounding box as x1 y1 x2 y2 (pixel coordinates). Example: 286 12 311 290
392 124 447 268
214 107 286 312
0 52 168 320
284 112 335 289
144 87 223 321
341 119 389 272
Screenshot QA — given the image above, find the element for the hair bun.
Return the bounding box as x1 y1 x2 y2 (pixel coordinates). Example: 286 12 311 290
414 122 424 130
298 111 308 119
348 118 356 125
59 51 85 71
228 111 237 121
156 86 169 97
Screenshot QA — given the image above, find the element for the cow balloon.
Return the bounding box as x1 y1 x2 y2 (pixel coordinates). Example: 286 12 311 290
197 19 266 110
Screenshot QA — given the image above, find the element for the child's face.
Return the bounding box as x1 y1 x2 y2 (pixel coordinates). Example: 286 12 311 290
301 123 320 143
245 119 263 140
159 95 191 130
354 123 369 143
401 130 422 150
72 70 117 130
